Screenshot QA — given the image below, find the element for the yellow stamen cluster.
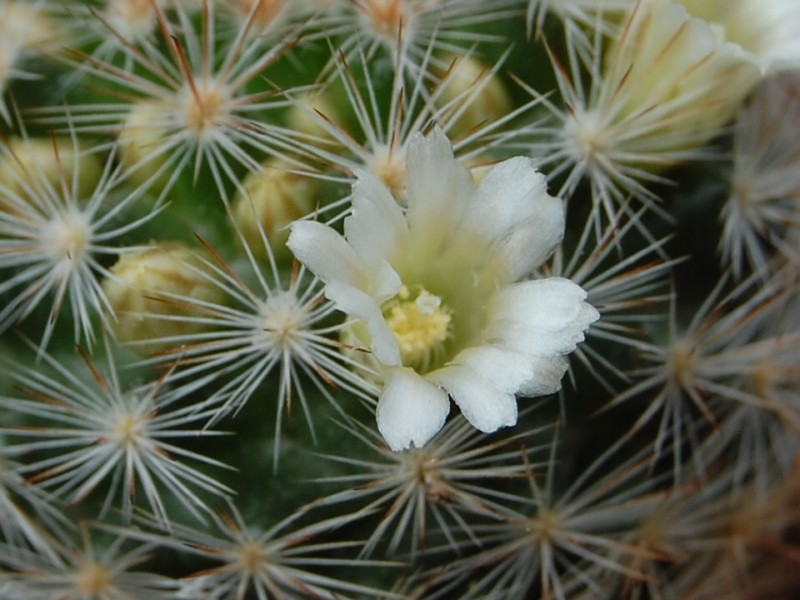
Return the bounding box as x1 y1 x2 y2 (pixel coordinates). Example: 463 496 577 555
384 286 451 372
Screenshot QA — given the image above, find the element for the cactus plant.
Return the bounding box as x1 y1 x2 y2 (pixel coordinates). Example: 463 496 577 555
1 1 799 599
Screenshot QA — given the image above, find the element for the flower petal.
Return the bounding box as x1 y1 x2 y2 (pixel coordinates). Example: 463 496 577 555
492 214 563 281
486 278 599 356
345 170 408 260
450 345 537 394
451 344 570 398
429 365 518 434
325 280 401 366
464 156 564 278
288 220 401 301
518 354 570 397
287 220 367 290
405 127 474 254
376 367 451 451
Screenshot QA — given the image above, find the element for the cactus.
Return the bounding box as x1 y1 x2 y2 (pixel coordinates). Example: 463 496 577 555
1 1 799 598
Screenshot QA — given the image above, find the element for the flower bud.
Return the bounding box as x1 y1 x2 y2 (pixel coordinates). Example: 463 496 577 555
2 1 66 52
103 242 225 353
285 91 343 144
118 100 173 190
436 54 511 136
0 137 104 203
227 0 289 30
603 0 761 155
103 0 161 41
675 0 800 72
231 158 317 258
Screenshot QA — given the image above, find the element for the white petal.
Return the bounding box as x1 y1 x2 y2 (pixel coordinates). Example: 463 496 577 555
450 345 537 394
376 367 451 451
493 214 564 281
325 280 401 366
345 170 408 259
486 278 599 356
428 365 518 434
468 157 564 273
288 220 401 301
452 344 570 398
405 127 474 253
287 221 367 289
518 354 570 397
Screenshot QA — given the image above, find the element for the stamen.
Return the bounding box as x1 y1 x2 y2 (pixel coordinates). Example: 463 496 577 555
384 285 452 372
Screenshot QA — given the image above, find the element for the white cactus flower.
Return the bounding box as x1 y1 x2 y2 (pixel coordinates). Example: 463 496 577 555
288 127 599 451
675 0 800 73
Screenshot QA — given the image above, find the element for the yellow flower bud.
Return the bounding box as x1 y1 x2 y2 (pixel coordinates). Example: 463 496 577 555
1 1 66 52
367 146 407 201
231 158 317 258
602 0 761 155
103 0 161 41
285 91 343 144
675 0 800 72
118 100 173 190
103 242 225 353
0 137 104 203
228 0 289 30
468 158 495 186
436 54 512 136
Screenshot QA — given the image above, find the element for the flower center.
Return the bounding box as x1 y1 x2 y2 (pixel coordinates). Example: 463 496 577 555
383 285 452 372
